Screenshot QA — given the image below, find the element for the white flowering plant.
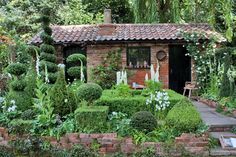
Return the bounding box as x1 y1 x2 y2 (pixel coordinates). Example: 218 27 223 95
146 91 170 119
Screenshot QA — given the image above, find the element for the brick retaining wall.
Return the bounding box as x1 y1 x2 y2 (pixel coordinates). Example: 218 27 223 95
0 127 209 156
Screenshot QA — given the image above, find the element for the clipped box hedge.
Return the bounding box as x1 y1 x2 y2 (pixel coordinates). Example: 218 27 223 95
94 89 185 116
75 106 109 131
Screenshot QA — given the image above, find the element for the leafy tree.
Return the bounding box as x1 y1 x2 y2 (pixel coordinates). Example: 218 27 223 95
82 0 134 23
56 0 103 25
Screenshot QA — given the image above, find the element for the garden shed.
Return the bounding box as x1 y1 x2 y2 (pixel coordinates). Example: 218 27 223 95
30 23 224 93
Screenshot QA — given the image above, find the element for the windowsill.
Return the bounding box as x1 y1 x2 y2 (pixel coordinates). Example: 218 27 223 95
125 67 150 70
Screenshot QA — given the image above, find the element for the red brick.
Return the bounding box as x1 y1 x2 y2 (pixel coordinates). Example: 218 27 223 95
66 133 79 143
79 133 90 139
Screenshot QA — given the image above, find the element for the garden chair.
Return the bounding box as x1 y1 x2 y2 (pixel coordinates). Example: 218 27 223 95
183 81 198 99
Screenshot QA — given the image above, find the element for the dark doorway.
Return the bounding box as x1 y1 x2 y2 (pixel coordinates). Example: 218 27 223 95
169 45 191 94
63 45 86 82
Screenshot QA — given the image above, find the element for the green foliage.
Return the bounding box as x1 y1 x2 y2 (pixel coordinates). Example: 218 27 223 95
75 106 109 132
24 67 37 97
10 79 26 91
130 111 157 133
91 49 122 89
6 63 26 76
32 79 57 136
8 119 32 136
50 68 77 116
40 61 58 73
66 53 86 63
108 112 131 137
0 146 14 157
21 109 36 120
69 144 98 157
6 90 32 111
142 80 163 95
219 53 231 97
77 83 103 103
40 32 53 44
39 6 57 84
114 84 131 97
166 99 201 133
26 45 40 57
67 66 86 78
82 0 134 23
40 44 56 54
132 148 157 157
56 0 103 25
40 52 57 62
9 136 45 155
95 89 185 116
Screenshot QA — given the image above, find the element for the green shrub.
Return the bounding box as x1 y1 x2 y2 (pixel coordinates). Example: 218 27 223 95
6 63 26 76
24 67 37 97
166 99 201 133
142 80 163 95
50 69 77 116
95 89 184 116
40 61 58 73
6 90 32 111
66 54 86 63
40 44 55 54
43 26 52 35
77 83 103 102
21 109 36 120
26 45 40 56
8 119 33 135
40 32 53 44
75 106 109 132
48 72 58 83
0 146 14 157
67 66 86 78
69 144 98 157
40 52 56 62
114 84 131 97
10 79 26 91
130 111 157 133
95 96 147 116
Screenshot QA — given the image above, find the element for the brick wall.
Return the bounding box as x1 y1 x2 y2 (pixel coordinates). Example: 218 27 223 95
86 43 169 88
0 127 209 156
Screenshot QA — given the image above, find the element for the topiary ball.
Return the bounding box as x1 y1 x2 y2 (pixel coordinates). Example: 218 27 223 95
40 52 56 62
10 79 27 91
166 99 201 133
130 111 157 133
40 32 53 44
6 63 26 76
26 45 40 57
66 53 86 63
67 66 86 78
77 83 103 102
40 44 55 54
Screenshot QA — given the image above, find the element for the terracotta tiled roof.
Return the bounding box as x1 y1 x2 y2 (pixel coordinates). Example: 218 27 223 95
29 23 225 44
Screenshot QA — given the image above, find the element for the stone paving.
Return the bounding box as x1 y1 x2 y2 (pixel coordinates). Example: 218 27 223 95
192 101 236 128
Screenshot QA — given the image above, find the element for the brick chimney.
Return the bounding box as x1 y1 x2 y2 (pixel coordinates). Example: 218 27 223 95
104 9 112 24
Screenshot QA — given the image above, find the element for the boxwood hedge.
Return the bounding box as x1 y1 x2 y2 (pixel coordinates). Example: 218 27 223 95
94 89 185 116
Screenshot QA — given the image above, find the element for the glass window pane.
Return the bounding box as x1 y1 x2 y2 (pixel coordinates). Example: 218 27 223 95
127 47 150 68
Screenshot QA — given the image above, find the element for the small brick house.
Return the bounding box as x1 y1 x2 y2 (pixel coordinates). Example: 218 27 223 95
30 22 224 93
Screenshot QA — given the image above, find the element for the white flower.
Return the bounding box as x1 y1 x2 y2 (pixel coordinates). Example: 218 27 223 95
10 100 15 105
64 99 68 103
58 64 65 69
7 105 17 112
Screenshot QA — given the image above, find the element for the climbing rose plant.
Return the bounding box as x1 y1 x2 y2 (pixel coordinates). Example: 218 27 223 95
182 31 221 93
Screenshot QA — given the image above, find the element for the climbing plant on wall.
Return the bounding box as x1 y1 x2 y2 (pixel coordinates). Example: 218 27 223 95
182 31 220 93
